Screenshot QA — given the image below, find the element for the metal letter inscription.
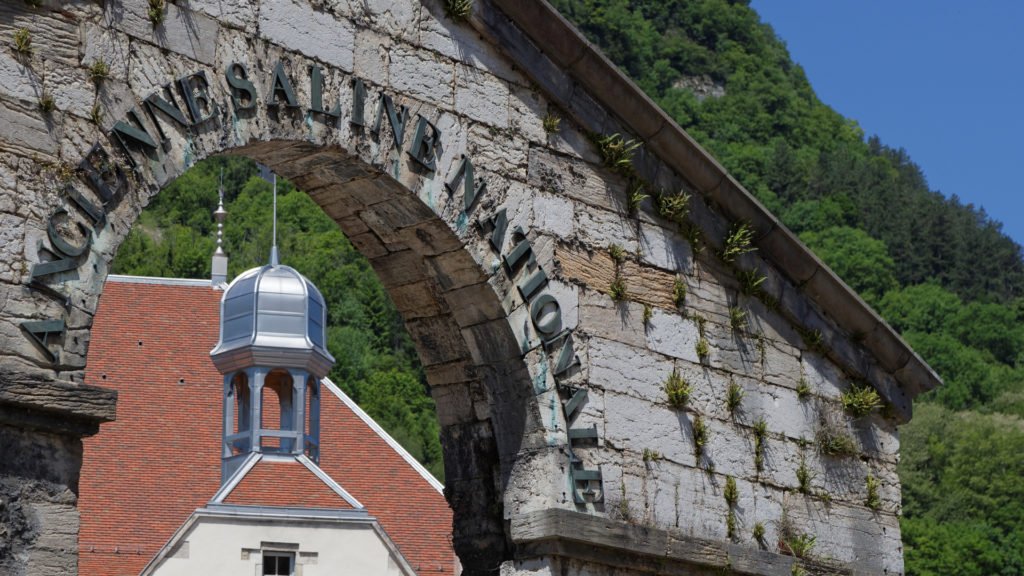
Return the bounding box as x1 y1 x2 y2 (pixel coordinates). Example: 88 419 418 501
266 61 300 109
445 155 487 212
178 71 219 125
308 64 340 119
78 143 128 207
408 115 440 172
560 385 604 503
20 319 66 365
144 84 192 149
371 93 409 152
351 78 367 127
224 63 258 112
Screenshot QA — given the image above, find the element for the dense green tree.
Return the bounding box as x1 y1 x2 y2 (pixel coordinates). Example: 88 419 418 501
900 403 1024 575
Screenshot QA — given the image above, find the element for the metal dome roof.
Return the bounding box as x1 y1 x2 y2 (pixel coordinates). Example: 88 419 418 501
210 263 335 376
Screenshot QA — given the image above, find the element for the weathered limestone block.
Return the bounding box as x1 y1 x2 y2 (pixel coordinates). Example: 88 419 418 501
456 64 510 128
586 337 673 402
389 45 454 106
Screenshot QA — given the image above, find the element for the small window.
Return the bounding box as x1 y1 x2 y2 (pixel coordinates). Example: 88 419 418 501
262 551 294 575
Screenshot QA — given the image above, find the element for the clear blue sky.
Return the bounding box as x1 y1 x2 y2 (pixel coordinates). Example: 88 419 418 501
750 1 1024 247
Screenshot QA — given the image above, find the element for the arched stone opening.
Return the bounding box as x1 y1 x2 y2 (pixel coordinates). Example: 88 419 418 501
101 137 544 572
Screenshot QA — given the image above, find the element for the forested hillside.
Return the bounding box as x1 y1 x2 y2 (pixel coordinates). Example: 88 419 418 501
111 1 1024 573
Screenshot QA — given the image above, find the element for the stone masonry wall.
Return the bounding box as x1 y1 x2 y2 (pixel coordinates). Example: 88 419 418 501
0 0 916 574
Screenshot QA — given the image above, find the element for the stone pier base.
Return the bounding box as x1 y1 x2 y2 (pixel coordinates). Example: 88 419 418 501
0 372 115 576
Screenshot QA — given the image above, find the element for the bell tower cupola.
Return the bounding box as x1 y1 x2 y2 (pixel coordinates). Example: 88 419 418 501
210 260 335 482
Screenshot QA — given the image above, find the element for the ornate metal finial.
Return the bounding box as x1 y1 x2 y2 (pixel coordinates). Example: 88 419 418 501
214 168 227 256
211 167 229 286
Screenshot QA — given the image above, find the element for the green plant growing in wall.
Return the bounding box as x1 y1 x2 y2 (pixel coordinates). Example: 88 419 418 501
760 292 780 313
609 275 627 302
796 455 814 495
692 414 708 458
595 133 640 173
38 93 55 114
694 313 707 335
797 327 825 354
726 509 738 540
685 224 704 255
655 190 690 223
627 181 648 215
784 533 816 559
542 112 560 134
444 0 473 20
608 243 626 265
753 522 766 546
737 268 766 296
89 59 110 83
841 383 882 417
672 277 687 308
791 565 808 576
796 377 812 400
724 475 738 506
816 409 859 457
752 418 767 473
696 337 710 360
89 102 103 126
865 474 881 510
13 28 31 55
665 369 692 409
148 0 166 26
642 448 662 463
729 306 747 332
726 379 744 416
721 222 755 263
616 480 633 523
642 304 653 327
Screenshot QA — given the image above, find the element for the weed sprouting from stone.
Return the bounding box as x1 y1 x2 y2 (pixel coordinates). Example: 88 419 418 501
595 133 640 173
445 0 473 20
865 474 881 510
628 180 648 214
726 379 744 416
38 93 55 113
542 112 560 133
796 455 814 495
148 0 166 26
665 369 692 409
13 28 31 55
729 306 747 332
841 383 882 417
796 377 812 400
721 222 755 263
672 277 687 308
816 408 859 457
692 414 708 457
655 190 690 223
89 59 110 83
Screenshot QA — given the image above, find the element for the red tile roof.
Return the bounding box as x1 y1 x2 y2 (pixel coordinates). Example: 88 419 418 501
79 277 456 576
221 457 354 509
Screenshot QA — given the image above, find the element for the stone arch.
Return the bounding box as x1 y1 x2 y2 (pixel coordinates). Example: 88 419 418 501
0 1 940 575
